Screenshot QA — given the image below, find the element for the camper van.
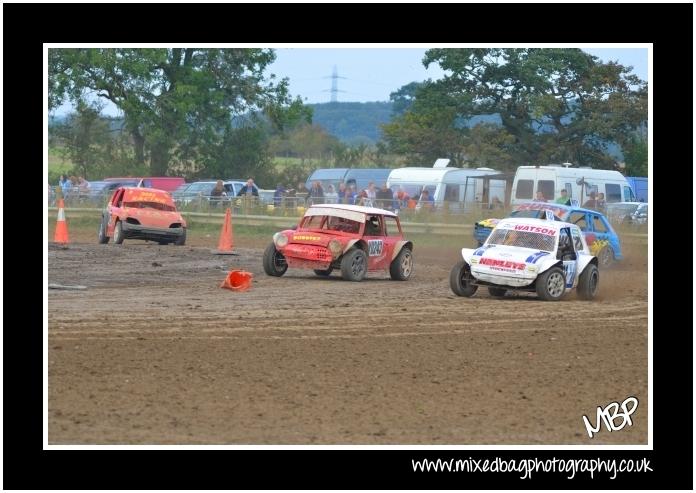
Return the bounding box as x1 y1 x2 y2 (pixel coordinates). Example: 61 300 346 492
386 167 505 210
304 168 392 192
626 176 648 202
343 168 392 190
304 168 350 191
510 165 636 207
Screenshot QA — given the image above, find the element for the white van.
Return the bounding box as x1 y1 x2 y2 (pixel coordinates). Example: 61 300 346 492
386 166 505 209
511 165 636 206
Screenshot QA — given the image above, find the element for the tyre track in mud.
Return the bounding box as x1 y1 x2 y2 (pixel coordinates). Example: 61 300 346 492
48 241 649 444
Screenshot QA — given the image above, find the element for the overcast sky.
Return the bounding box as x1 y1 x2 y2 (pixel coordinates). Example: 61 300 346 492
51 47 649 115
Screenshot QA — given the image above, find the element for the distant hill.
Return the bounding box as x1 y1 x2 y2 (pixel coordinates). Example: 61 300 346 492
309 101 393 146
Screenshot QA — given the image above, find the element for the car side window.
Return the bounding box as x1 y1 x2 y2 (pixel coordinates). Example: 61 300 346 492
567 211 588 230
557 228 574 260
592 214 608 233
383 216 401 237
365 215 383 236
571 227 584 252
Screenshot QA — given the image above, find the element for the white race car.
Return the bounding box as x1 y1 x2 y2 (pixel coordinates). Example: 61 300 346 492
450 217 599 301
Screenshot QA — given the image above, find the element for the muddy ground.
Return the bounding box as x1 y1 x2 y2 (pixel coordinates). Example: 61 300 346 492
48 231 648 444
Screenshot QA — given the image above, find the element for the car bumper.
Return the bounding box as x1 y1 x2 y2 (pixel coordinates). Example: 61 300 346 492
122 222 185 242
471 269 536 288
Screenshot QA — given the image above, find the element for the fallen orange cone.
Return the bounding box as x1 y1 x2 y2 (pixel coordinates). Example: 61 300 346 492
212 207 236 255
54 198 69 244
220 270 253 291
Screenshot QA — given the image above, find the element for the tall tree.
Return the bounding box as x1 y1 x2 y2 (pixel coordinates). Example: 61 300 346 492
49 48 296 175
385 48 647 168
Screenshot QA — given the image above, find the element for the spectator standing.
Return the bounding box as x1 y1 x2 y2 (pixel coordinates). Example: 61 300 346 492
324 184 338 204
308 181 325 205
596 192 606 211
376 183 395 211
236 178 259 197
583 191 597 209
534 191 547 202
273 184 287 207
554 189 571 205
337 182 348 203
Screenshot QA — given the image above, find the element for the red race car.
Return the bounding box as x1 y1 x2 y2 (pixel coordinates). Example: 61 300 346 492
263 204 413 281
98 187 187 245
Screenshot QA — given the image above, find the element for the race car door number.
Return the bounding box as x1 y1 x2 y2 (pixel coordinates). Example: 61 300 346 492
368 239 383 256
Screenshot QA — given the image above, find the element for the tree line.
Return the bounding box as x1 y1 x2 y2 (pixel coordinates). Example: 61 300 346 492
49 48 648 187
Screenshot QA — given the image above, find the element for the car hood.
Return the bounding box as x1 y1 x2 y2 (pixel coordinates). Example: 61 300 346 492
286 231 349 247
469 245 552 274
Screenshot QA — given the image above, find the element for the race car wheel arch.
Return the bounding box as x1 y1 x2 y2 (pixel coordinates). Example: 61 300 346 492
340 248 367 282
577 261 599 300
449 260 478 297
263 242 288 277
535 266 566 301
113 220 125 244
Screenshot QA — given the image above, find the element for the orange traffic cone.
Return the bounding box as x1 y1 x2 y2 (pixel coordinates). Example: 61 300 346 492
212 207 237 255
54 198 69 244
220 270 253 291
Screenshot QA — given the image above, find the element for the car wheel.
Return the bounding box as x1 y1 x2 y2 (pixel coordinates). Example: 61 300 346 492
98 215 110 244
597 245 614 269
389 247 413 281
535 266 566 301
577 263 599 300
113 221 124 244
313 268 333 277
488 287 507 297
174 228 186 246
449 260 478 297
340 248 367 281
263 242 287 277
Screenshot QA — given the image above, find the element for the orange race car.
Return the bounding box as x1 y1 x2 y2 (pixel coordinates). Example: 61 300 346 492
98 187 187 245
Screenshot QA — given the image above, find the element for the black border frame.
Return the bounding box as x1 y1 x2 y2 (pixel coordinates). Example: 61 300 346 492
4 2 692 489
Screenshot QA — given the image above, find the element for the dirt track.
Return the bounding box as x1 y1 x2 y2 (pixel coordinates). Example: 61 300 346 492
48 237 648 444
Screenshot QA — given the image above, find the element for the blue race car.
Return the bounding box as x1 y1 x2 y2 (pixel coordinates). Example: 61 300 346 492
473 202 622 268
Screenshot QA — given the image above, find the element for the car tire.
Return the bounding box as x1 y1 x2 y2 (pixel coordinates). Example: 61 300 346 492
340 248 367 282
113 221 124 244
263 242 288 277
389 247 413 281
98 215 110 244
449 260 478 297
535 266 566 301
313 268 333 277
488 287 507 297
174 228 186 246
577 263 599 300
597 245 614 269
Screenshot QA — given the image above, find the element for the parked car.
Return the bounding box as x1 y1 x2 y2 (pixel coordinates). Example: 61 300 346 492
473 202 622 268
450 217 599 301
98 187 187 245
263 203 413 281
173 181 235 207
104 176 185 193
606 202 648 226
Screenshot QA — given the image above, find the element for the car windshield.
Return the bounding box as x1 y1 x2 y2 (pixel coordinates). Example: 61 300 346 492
487 228 556 251
301 215 361 234
124 201 176 211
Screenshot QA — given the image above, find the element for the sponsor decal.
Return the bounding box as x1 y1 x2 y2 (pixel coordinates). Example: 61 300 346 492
479 257 526 270
293 235 321 241
563 261 576 287
127 191 170 204
513 224 557 235
368 239 383 256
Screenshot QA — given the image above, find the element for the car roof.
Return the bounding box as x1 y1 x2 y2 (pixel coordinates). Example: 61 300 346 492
495 217 578 233
307 203 398 218
514 201 604 216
